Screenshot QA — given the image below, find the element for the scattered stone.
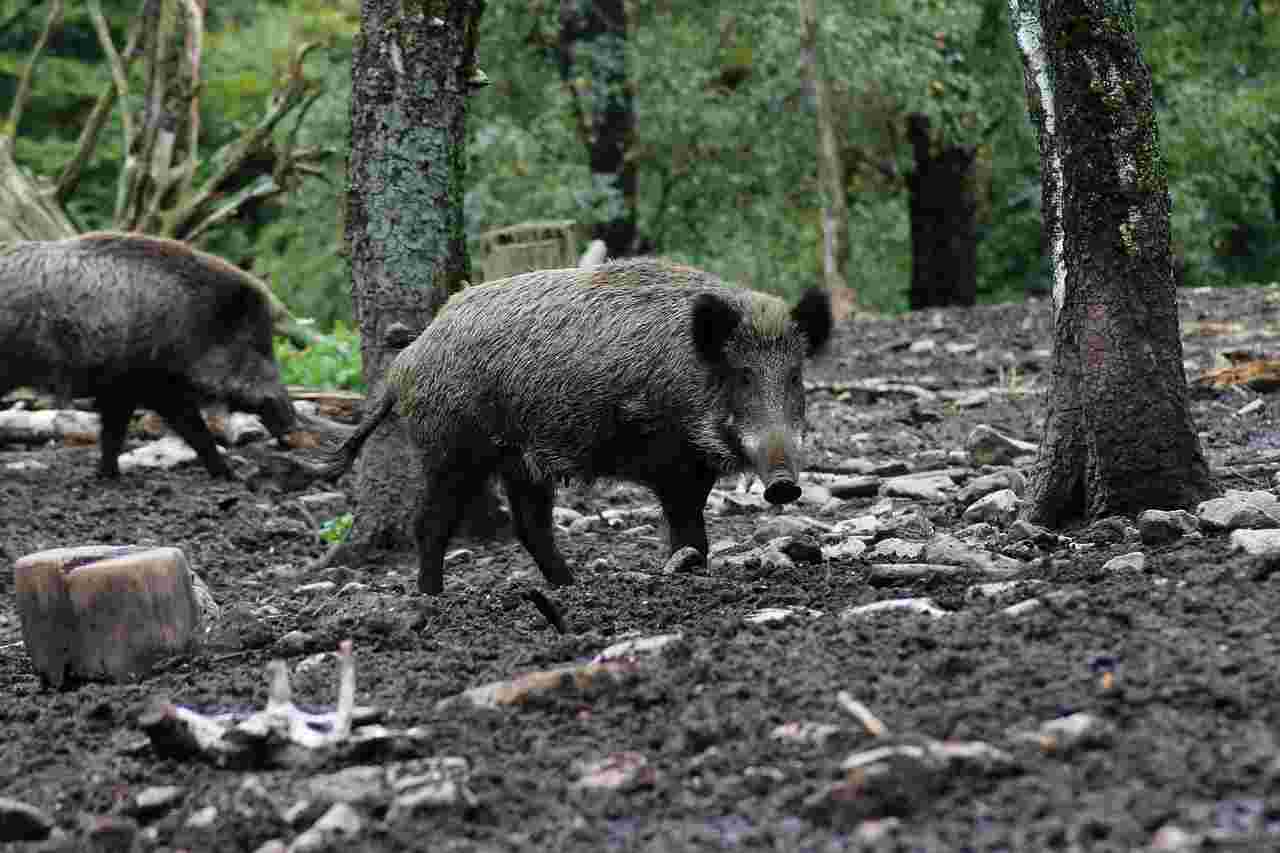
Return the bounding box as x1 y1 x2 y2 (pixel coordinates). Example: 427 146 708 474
954 522 999 543
297 491 348 517
1229 529 1280 557
552 507 585 527
760 547 795 572
965 580 1048 602
275 630 311 656
960 488 1021 526
955 469 1028 503
572 752 656 792
184 806 218 829
827 476 881 499
869 538 927 561
118 434 203 472
288 803 363 853
753 515 830 542
840 598 949 620
821 538 868 561
867 563 971 585
126 786 186 821
1003 519 1058 547
770 535 825 564
388 757 477 819
594 633 683 662
879 508 936 540
1000 589 1085 617
923 534 1023 575
307 766 388 807
1101 551 1146 572
1137 509 1200 545
1198 494 1280 531
0 796 54 843
294 581 337 596
223 412 270 445
881 473 955 502
1149 824 1203 851
745 606 823 625
966 424 1037 466
770 721 841 746
662 546 705 574
1021 712 1114 755
568 514 608 534
253 840 288 853
830 515 881 538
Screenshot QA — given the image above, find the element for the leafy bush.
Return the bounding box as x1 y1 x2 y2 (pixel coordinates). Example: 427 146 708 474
319 512 354 544
273 322 365 391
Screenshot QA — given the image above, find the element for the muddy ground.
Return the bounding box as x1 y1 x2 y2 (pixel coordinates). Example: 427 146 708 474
4 284 1280 852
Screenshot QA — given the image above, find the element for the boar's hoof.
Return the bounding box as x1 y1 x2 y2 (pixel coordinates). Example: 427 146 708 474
763 477 802 505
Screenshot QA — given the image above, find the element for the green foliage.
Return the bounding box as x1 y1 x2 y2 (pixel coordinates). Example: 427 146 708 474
273 322 365 391
4 0 1276 327
319 512 354 544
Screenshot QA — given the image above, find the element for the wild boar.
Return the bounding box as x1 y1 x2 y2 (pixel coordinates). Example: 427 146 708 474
0 232 296 478
318 258 833 594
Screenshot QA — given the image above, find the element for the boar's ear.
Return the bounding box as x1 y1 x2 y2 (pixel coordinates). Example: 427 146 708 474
691 293 741 364
792 288 833 358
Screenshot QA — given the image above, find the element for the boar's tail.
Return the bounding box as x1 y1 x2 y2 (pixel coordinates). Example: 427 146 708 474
312 385 398 481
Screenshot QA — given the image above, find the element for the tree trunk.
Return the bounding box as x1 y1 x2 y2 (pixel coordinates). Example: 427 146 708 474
797 0 857 322
906 113 978 310
1009 0 1212 526
339 0 491 559
558 0 638 256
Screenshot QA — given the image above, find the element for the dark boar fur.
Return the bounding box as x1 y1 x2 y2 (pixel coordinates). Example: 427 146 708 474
0 232 296 478
317 258 833 594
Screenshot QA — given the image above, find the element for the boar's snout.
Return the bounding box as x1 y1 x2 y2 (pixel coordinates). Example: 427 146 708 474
763 473 801 505
748 429 803 505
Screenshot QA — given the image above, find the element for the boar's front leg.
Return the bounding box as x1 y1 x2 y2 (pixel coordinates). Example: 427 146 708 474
501 467 574 588
654 469 717 560
150 389 235 479
95 397 136 478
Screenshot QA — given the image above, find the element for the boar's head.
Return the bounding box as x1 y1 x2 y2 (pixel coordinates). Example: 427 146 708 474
693 287 832 504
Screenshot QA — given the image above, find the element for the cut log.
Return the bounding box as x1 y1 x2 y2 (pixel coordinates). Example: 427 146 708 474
14 545 209 687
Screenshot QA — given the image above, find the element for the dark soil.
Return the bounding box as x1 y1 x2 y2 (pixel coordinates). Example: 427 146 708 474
5 285 1280 851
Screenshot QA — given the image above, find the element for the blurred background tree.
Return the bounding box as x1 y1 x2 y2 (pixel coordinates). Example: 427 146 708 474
2 0 1274 332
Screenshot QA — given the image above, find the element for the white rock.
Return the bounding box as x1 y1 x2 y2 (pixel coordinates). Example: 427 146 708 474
288 803 364 852
118 434 204 472
821 538 868 561
830 515 881 538
1101 552 1146 572
955 469 1028 503
881 473 955 502
1137 509 1199 544
966 424 1037 466
840 598 949 619
869 538 926 561
745 606 823 625
1197 496 1280 531
960 488 1021 526
1229 529 1280 557
594 633 683 662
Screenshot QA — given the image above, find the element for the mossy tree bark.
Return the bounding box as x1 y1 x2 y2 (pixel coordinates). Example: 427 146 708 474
1008 0 1212 525
341 0 493 559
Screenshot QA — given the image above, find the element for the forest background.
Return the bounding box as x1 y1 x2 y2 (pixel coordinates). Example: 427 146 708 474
2 0 1277 332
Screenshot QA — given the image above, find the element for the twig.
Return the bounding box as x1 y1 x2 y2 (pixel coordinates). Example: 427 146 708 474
4 0 63 155
59 0 145 202
836 690 888 738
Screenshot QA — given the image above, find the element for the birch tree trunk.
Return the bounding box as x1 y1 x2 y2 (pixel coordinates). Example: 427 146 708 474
334 0 491 561
797 0 857 322
1008 0 1212 525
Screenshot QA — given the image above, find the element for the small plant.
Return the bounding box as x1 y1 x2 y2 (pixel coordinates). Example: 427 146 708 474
274 321 365 391
319 512 354 544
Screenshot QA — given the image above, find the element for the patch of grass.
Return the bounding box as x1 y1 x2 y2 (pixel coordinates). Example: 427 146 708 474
319 512 354 544
274 322 365 391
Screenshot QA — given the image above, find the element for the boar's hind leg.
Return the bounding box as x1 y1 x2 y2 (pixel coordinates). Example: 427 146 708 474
414 458 496 595
655 470 717 559
95 397 135 478
500 469 574 588
151 392 235 479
